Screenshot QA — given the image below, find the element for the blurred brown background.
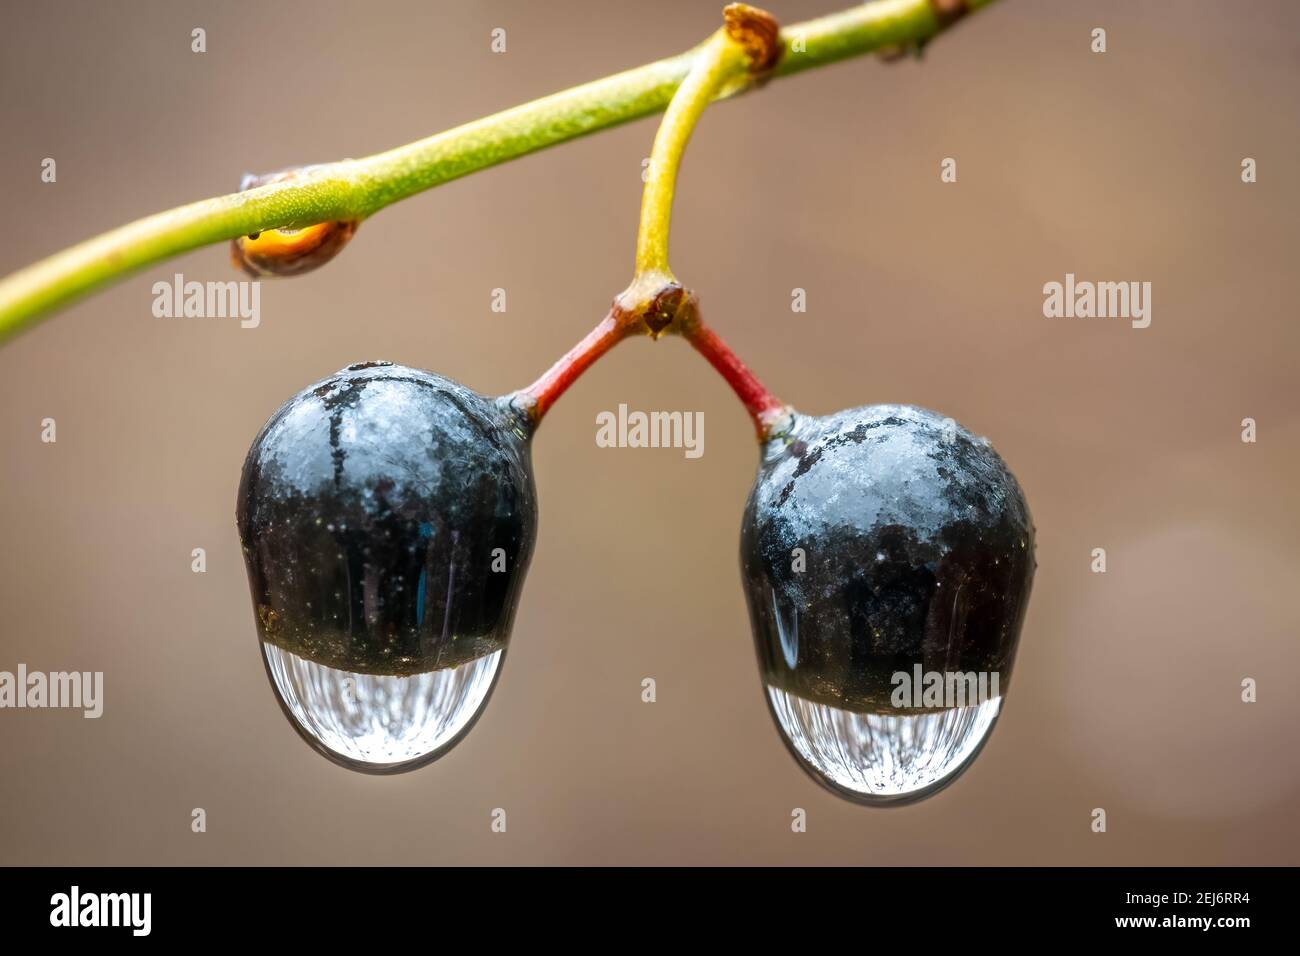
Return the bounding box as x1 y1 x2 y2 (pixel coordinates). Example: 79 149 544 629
1 0 1297 865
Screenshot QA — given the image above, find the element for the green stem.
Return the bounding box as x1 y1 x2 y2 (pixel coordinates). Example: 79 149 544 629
635 29 750 276
0 0 998 345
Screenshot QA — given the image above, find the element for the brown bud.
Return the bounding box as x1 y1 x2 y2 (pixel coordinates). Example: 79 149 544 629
723 3 782 75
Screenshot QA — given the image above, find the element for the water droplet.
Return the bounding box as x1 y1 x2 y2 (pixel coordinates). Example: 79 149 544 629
262 643 503 773
765 686 1001 805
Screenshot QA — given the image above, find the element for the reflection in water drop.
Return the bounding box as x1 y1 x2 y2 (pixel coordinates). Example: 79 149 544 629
766 686 1001 805
772 590 798 669
262 643 502 773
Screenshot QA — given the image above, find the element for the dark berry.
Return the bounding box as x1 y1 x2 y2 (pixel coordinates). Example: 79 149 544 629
741 404 1035 803
236 362 536 771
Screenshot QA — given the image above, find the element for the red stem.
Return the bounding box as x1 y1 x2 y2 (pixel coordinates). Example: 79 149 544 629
683 322 787 440
514 288 788 441
516 309 635 424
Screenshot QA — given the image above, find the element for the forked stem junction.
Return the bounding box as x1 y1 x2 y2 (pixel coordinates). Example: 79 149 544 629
514 4 790 440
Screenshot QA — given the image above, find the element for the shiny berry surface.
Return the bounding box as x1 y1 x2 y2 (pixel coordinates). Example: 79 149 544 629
236 362 537 679
743 404 1035 711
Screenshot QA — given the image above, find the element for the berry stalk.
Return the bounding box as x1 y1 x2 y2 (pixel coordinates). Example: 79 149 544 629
510 308 635 425
680 319 789 440
629 5 790 441
511 278 696 426
636 28 749 275
511 6 781 430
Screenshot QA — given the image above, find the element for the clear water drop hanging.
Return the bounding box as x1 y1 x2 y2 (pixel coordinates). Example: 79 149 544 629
765 683 1001 804
263 644 503 773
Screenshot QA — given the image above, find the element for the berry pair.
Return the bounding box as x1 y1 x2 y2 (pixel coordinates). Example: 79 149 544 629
237 363 1034 803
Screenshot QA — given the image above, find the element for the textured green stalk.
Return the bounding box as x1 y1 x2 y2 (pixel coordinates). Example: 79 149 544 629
636 30 750 275
0 0 997 344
